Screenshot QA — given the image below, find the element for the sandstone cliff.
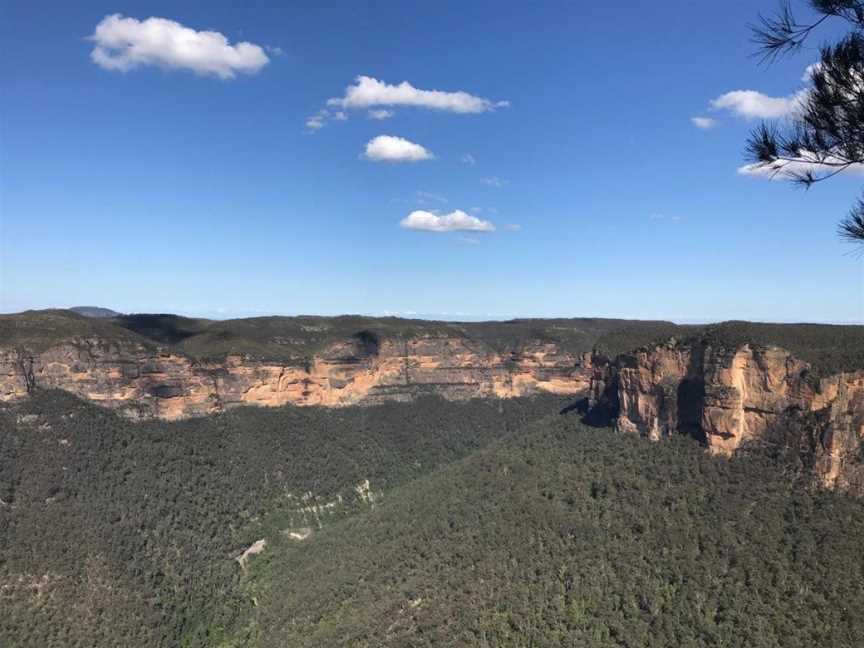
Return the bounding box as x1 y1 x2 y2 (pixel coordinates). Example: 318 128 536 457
0 334 591 419
586 340 864 492
2 311 862 492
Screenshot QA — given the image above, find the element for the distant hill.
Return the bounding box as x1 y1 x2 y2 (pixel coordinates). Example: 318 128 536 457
3 309 863 376
1 308 679 361
69 306 120 318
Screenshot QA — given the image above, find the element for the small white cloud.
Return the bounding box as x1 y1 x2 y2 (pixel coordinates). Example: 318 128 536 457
305 109 345 132
710 89 806 119
368 109 395 120
417 191 447 204
504 223 522 231
462 153 476 166
363 135 434 162
691 116 717 130
649 213 665 220
89 14 269 79
802 63 821 82
457 236 480 245
400 209 495 232
738 151 864 180
329 75 507 113
481 176 508 187
305 109 329 132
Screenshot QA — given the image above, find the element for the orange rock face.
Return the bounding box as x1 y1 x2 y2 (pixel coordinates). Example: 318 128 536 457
813 372 864 490
0 335 590 420
4 333 862 491
699 345 815 455
613 344 694 441
588 341 864 492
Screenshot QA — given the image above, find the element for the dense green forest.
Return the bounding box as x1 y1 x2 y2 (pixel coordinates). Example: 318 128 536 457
234 416 864 648
2 389 864 647
0 308 679 363
0 390 566 647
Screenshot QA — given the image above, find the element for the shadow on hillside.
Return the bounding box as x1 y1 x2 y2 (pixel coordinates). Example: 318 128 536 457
559 396 617 427
114 314 204 346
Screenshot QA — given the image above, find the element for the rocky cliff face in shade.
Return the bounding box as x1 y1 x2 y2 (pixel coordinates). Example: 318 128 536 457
0 335 591 419
810 371 864 491
586 340 864 492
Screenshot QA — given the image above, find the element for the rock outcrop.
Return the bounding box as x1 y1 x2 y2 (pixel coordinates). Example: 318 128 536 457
0 334 591 419
586 340 864 492
2 324 862 492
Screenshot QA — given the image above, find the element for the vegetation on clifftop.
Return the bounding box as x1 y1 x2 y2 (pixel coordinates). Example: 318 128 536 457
594 320 864 377
7 309 864 377
2 309 678 364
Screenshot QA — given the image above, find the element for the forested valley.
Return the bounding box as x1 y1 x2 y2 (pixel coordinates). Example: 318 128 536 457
0 390 564 646
2 390 864 647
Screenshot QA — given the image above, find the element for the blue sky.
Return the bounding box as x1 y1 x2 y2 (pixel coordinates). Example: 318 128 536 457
2 0 863 322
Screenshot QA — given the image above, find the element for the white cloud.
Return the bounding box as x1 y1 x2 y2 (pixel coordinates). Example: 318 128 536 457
802 63 821 82
462 153 476 165
481 176 508 187
89 14 269 79
305 116 325 131
368 109 395 120
738 151 864 180
328 75 508 113
504 223 522 231
304 109 331 132
305 109 341 133
691 116 717 130
363 135 434 162
709 89 807 119
400 209 495 232
705 65 864 178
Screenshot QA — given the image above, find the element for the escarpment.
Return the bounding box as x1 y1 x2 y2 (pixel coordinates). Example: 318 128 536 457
586 339 864 492
0 334 591 419
2 310 862 491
